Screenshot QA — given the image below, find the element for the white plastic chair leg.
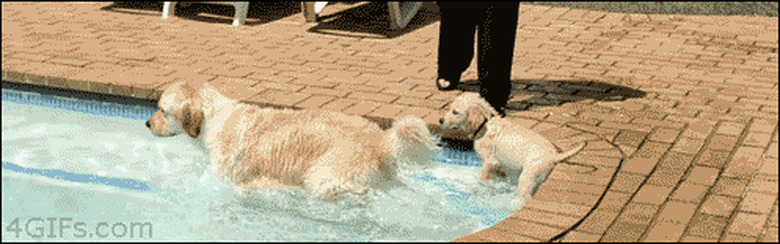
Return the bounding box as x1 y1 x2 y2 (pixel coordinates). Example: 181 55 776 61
232 2 248 26
301 1 420 30
163 1 248 26
314 1 327 13
162 1 176 19
301 1 328 22
387 1 423 30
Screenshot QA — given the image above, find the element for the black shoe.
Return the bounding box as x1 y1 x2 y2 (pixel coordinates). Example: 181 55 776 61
435 77 459 91
497 107 506 117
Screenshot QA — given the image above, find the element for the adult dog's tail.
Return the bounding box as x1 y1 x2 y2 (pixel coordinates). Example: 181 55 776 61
382 116 442 169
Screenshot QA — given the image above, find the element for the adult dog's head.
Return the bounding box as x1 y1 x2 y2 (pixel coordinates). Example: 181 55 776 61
439 93 501 141
146 81 204 138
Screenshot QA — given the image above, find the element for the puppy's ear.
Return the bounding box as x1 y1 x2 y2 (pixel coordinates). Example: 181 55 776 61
182 102 204 138
475 97 500 118
464 105 488 137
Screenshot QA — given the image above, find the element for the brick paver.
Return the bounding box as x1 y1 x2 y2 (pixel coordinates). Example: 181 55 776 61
2 2 777 242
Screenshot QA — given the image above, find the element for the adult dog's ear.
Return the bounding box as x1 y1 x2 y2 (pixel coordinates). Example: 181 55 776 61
182 103 204 138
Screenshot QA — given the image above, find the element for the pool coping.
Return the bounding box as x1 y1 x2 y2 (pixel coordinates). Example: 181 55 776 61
2 71 623 242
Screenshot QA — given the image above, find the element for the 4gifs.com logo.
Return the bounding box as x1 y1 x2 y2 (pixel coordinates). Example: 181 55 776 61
4 217 152 239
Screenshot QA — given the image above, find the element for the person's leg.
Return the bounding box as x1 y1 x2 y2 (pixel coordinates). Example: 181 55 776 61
437 2 480 89
477 2 519 114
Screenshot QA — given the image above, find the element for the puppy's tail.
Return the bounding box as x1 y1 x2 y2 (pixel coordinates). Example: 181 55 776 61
382 116 442 168
553 141 587 163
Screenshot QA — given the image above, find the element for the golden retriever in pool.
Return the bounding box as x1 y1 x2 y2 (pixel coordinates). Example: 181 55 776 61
146 81 440 200
439 92 585 202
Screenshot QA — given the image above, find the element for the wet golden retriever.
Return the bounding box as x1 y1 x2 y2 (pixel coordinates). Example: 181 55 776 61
146 81 440 200
439 92 585 203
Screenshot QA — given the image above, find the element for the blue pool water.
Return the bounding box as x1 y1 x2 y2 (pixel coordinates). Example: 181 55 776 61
1 86 519 241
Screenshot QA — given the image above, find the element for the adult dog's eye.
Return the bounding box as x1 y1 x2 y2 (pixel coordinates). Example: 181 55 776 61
452 111 459 115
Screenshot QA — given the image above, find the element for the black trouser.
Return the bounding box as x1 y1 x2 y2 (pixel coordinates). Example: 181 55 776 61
437 2 519 111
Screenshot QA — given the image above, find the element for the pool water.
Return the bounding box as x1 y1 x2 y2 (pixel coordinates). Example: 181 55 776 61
2 87 520 241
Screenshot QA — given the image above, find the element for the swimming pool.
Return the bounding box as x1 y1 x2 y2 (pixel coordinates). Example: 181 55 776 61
2 84 520 241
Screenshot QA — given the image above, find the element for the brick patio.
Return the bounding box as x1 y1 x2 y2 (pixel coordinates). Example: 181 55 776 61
2 2 777 242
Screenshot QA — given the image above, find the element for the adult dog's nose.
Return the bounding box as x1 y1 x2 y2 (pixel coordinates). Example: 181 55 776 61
439 118 444 124
145 120 151 128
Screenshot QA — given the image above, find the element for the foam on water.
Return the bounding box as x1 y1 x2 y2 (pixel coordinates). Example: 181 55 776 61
2 88 523 241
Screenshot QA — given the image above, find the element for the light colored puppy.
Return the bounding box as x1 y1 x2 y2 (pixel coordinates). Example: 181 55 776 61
146 81 440 200
439 92 585 202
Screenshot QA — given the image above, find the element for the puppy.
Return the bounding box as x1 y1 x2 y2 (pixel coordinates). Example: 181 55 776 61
146 81 440 200
439 92 585 202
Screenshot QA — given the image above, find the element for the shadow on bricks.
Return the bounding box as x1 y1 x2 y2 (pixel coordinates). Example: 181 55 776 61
306 2 440 39
100 2 167 17
457 79 647 111
528 1 778 16
102 2 302 26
